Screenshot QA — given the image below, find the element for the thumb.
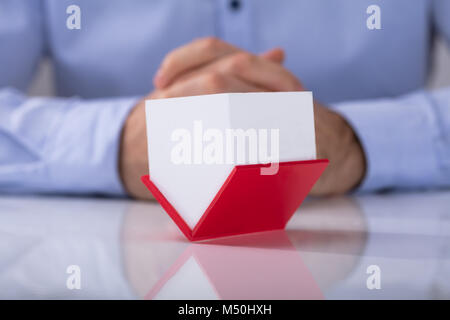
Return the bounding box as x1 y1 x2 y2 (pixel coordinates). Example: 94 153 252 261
260 48 285 64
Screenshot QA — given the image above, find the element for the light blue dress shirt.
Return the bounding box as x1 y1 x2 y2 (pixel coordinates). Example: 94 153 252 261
1 0 450 195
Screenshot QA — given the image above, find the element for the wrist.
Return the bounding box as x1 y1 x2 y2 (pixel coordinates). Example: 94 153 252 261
313 103 366 195
119 100 151 199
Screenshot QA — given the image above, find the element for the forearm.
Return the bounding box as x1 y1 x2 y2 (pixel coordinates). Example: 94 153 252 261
331 88 450 192
0 88 138 195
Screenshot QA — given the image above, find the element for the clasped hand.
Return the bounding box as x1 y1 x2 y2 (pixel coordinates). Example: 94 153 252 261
120 37 366 199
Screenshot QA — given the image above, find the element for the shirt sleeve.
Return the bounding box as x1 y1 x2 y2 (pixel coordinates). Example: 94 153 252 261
329 1 450 193
331 89 450 192
0 88 138 196
0 1 139 196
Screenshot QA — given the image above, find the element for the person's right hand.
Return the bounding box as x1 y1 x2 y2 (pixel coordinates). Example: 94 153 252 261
150 37 365 196
119 97 152 200
119 37 365 199
119 38 290 200
150 37 302 99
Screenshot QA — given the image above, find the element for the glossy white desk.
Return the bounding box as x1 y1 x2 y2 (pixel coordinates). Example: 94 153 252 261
1 191 449 299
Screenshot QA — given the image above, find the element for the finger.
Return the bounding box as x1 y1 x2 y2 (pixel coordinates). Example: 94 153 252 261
154 37 240 89
166 50 299 92
167 47 285 88
152 73 264 99
219 52 303 91
260 48 285 64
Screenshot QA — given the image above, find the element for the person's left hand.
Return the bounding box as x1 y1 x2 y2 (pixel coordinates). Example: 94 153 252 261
151 37 366 196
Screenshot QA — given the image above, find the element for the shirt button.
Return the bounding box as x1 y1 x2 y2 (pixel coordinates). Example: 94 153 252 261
229 0 241 12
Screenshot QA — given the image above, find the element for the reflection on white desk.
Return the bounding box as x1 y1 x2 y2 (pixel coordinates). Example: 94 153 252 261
0 191 449 299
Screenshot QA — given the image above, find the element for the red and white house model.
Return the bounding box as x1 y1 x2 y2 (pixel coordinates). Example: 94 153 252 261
141 92 328 241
